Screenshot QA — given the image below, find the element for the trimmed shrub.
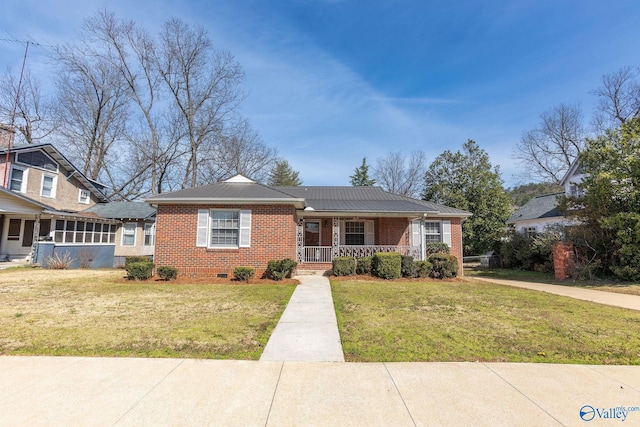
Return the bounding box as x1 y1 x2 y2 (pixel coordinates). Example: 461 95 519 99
233 266 255 282
415 260 433 278
332 257 356 276
126 261 155 281
372 252 402 280
157 266 178 281
356 256 372 275
429 254 458 279
401 255 417 278
424 242 450 256
124 256 152 269
267 258 297 281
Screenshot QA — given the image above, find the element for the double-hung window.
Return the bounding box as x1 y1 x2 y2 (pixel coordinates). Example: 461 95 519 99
41 174 56 198
144 223 155 246
122 222 136 246
196 209 251 249
344 221 365 245
9 167 27 193
78 189 90 204
424 221 442 243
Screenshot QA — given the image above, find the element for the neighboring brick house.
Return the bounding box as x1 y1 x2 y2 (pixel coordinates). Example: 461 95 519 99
83 202 156 265
146 175 471 277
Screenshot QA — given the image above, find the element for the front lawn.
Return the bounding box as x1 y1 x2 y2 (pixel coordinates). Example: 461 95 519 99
466 267 640 296
332 278 640 364
0 268 295 359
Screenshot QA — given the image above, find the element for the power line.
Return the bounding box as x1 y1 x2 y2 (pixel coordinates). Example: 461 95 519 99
0 35 54 48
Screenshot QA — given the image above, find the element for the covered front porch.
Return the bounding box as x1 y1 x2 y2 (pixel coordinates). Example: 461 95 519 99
296 216 424 268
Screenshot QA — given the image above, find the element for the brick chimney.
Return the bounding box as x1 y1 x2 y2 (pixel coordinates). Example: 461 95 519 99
0 124 16 149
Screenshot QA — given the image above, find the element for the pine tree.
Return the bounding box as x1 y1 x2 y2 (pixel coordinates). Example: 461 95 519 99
350 157 376 186
268 160 302 186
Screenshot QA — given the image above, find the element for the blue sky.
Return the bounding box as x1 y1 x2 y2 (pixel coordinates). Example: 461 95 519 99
2 0 640 188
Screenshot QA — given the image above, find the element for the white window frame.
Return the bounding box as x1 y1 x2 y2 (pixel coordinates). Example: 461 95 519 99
424 220 452 247
340 220 374 246
78 189 90 204
196 209 251 249
144 223 155 246
122 222 137 246
9 166 27 193
40 173 57 198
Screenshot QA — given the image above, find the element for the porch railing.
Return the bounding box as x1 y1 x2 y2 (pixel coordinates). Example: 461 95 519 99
301 245 421 263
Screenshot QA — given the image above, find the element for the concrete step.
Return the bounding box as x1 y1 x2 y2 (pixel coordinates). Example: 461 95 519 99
295 269 329 276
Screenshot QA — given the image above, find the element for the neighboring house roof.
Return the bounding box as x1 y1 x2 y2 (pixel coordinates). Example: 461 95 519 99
0 185 53 211
560 156 584 187
507 192 564 224
0 143 110 203
83 201 156 220
145 175 472 218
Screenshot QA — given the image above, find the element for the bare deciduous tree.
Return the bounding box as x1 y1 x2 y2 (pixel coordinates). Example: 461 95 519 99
592 66 640 133
373 151 426 197
156 18 245 188
203 119 278 183
52 37 130 182
0 69 54 144
512 103 586 183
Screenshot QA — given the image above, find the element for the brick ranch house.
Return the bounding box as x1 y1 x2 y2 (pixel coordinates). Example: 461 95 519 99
145 175 471 277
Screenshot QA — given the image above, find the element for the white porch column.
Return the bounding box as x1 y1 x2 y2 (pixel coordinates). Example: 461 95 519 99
331 217 340 258
296 219 304 263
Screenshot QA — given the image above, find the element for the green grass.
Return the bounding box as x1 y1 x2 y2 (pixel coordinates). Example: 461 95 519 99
332 278 640 364
465 267 640 296
0 269 295 359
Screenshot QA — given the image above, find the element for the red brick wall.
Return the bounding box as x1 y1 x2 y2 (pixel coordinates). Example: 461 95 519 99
448 217 464 276
376 217 410 245
155 204 297 277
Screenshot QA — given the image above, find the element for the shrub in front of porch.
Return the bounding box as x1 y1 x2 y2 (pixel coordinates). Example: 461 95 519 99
415 260 433 278
372 252 401 280
266 258 297 281
425 243 450 256
356 256 372 275
401 255 417 278
429 254 458 279
333 257 356 276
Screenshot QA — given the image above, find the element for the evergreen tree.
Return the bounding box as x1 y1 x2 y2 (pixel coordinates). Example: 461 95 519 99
350 157 376 186
268 160 302 186
423 140 512 256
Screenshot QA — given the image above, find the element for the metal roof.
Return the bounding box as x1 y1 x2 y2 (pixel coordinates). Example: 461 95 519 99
507 193 564 224
146 178 471 217
83 201 156 220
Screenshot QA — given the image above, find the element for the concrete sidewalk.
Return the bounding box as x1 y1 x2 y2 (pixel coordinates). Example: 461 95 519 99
260 275 344 362
473 277 640 311
2 356 640 426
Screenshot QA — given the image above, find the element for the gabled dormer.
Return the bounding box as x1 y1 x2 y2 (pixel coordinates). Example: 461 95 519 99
560 157 586 198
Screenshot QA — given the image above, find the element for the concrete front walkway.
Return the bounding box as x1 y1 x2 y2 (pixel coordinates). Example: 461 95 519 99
2 356 640 426
473 277 640 311
260 275 344 362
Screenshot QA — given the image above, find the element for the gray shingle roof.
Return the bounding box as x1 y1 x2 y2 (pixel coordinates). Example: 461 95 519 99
83 202 156 220
146 179 471 217
507 193 564 224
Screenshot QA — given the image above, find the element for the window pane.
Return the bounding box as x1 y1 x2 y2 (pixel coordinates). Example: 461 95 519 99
9 169 23 191
344 221 365 246
425 221 441 243
42 176 54 197
8 219 21 240
210 211 239 247
123 223 136 245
